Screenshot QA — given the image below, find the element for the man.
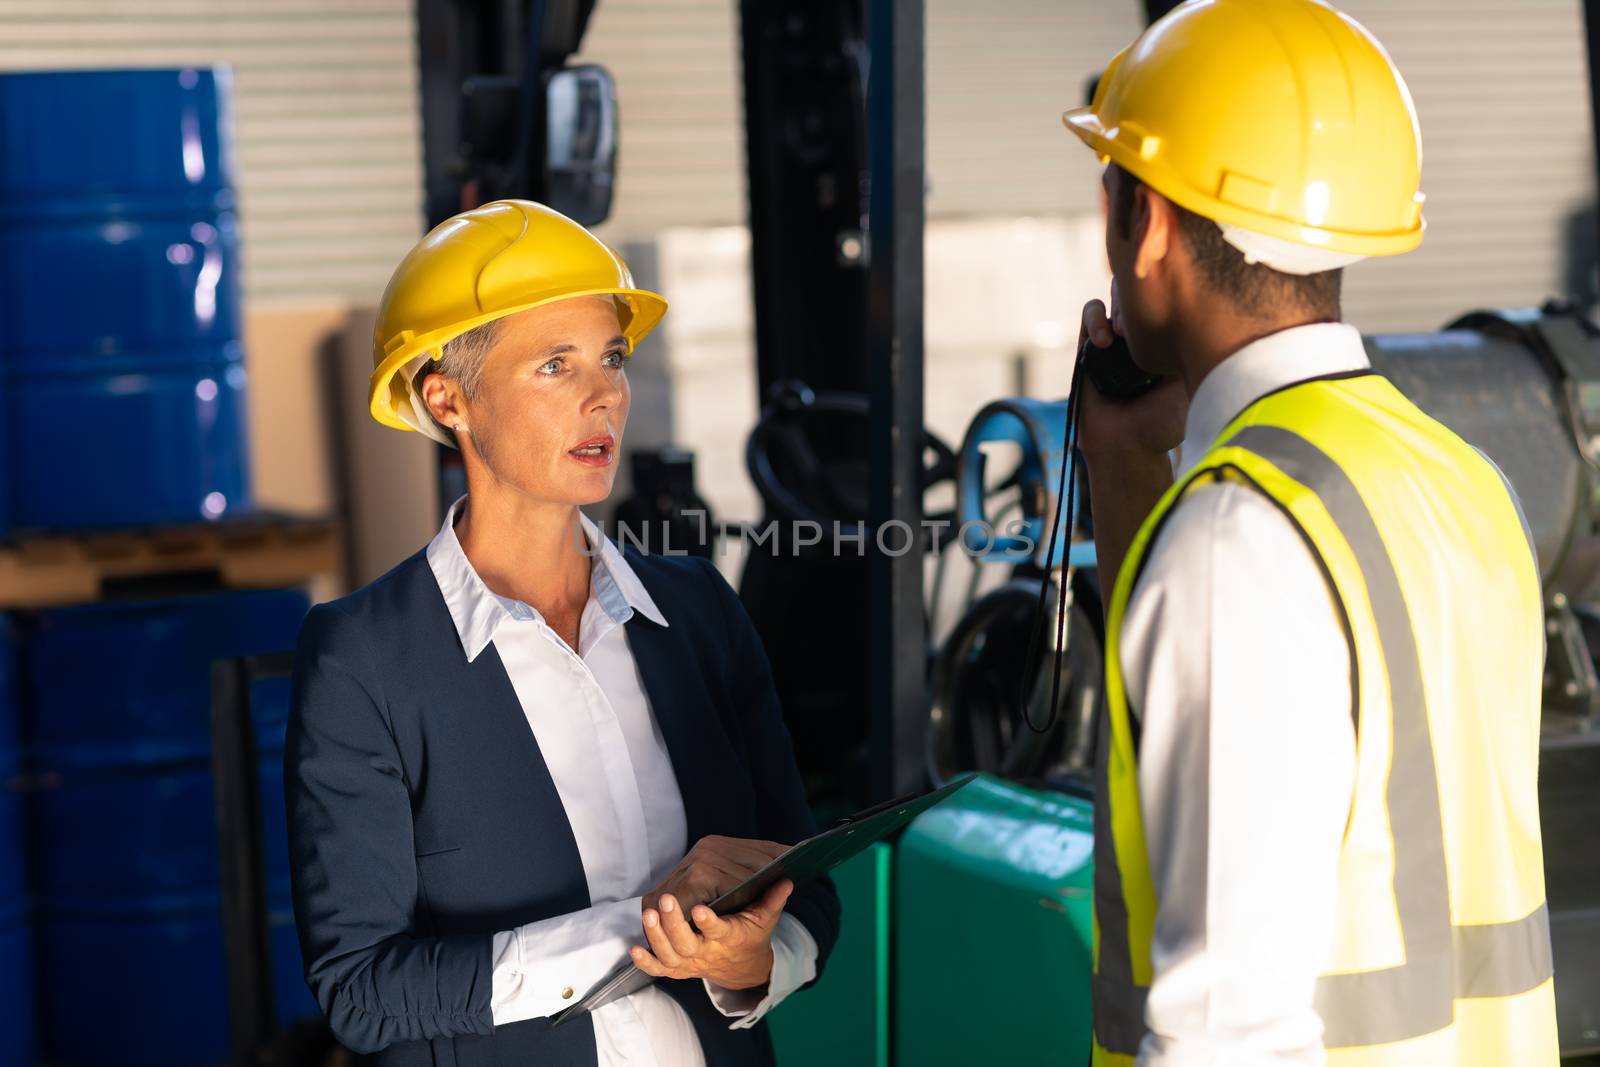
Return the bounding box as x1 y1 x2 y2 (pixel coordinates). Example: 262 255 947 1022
1060 1 1559 1064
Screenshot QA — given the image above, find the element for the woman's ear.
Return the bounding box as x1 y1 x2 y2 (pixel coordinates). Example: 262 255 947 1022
1131 183 1174 281
420 369 467 435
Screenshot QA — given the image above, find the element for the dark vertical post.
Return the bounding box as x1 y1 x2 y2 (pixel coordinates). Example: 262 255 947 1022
414 0 470 228
511 0 549 203
1142 0 1185 23
1585 0 1600 265
738 0 871 398
211 658 272 1066
866 0 926 802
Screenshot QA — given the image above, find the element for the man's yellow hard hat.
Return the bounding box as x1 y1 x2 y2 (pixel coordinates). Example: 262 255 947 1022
369 199 668 440
1063 0 1425 261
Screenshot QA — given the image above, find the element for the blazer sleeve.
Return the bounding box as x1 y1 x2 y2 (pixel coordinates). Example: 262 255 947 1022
696 558 842 982
284 602 496 1053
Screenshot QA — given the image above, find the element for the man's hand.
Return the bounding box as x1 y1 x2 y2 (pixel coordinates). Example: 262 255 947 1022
632 880 794 991
642 835 789 914
1076 292 1187 462
1076 292 1185 610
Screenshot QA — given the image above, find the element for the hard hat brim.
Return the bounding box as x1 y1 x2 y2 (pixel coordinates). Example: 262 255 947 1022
367 285 669 433
1061 107 1424 260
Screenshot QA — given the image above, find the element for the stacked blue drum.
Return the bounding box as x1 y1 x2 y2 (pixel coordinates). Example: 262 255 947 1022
0 68 251 532
0 616 35 1067
26 589 316 1066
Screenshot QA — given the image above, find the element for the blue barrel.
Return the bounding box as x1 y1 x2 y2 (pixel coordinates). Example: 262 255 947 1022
0 615 37 1067
0 68 251 532
27 589 318 1067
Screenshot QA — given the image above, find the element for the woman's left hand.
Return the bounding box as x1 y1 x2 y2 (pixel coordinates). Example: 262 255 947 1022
631 879 794 991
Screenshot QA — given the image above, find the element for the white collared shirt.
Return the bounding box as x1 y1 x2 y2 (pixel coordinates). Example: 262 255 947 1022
1120 324 1365 1066
426 498 818 1066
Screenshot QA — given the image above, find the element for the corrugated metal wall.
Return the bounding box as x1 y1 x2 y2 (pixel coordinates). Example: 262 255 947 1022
1338 0 1593 332
584 0 1596 333
0 0 425 307
924 1 1142 218
929 0 1596 334
576 0 746 239
579 0 1144 235
0 0 1590 331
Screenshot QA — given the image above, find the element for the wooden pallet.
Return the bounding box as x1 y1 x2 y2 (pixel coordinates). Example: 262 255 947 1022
0 514 341 610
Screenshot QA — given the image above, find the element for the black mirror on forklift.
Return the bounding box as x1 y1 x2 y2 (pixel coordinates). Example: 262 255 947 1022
545 63 617 227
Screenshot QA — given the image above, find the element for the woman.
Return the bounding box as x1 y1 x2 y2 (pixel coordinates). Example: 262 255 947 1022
285 200 839 1067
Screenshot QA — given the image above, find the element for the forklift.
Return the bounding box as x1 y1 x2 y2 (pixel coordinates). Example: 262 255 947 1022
213 0 1600 1062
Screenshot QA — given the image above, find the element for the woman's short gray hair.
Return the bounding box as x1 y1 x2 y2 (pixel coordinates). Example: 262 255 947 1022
412 319 501 438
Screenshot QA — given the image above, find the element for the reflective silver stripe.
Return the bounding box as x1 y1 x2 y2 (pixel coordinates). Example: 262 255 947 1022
1227 425 1553 1047
1455 903 1554 999
1092 691 1150 1055
1229 425 1454 1046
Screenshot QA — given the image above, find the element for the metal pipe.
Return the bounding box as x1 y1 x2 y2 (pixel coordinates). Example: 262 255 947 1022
866 0 927 802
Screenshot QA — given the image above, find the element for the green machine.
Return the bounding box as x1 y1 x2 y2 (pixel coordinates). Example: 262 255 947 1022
894 777 1094 1065
768 844 893 1066
769 776 1096 1066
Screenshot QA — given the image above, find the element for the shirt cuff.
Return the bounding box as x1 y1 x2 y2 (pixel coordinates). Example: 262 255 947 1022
703 913 819 1030
490 896 643 1026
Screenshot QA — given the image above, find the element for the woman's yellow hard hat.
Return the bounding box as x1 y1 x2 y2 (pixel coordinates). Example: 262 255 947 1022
1063 0 1425 260
369 199 668 439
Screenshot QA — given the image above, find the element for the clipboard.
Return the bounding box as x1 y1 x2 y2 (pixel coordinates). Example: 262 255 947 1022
551 774 976 1027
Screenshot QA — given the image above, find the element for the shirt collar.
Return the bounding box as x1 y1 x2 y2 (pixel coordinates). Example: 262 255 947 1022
578 509 670 630
426 496 669 662
1176 322 1370 478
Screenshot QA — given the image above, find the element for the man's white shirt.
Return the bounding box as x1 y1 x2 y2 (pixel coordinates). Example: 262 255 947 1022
1119 324 1366 1066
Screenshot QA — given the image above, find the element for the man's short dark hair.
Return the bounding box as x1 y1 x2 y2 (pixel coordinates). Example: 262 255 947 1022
1109 164 1341 321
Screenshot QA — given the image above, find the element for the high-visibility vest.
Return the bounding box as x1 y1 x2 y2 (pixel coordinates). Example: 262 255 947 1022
1093 372 1559 1066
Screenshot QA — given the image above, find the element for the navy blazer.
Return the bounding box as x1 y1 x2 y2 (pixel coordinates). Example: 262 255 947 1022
284 545 840 1066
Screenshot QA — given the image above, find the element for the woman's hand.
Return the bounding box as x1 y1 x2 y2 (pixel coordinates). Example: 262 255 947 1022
632 880 794 991
642 835 789 913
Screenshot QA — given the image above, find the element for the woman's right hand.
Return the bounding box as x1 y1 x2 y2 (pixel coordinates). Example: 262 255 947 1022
642 835 789 914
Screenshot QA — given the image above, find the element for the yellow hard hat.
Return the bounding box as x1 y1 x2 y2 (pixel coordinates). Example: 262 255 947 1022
1062 0 1424 261
369 199 668 439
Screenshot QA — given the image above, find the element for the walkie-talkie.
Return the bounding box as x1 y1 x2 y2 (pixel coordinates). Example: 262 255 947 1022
1081 331 1165 400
